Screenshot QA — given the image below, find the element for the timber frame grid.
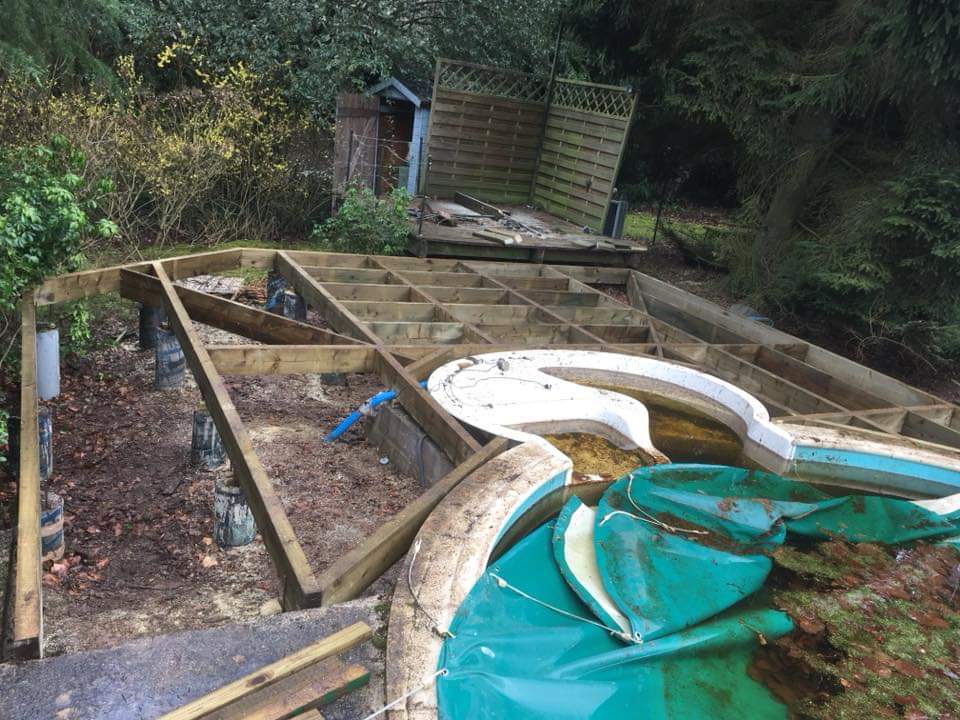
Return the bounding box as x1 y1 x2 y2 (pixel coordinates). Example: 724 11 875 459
10 246 960 659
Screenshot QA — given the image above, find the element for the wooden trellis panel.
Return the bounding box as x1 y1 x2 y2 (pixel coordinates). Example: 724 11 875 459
532 79 636 231
422 60 635 232
424 59 548 204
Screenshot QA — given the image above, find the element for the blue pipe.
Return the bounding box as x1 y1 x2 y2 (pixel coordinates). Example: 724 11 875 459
325 380 428 442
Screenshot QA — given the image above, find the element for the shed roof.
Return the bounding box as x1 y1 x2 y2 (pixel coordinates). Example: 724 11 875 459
366 77 432 107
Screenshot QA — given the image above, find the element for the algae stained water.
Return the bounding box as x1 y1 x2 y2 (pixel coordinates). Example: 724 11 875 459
544 383 747 477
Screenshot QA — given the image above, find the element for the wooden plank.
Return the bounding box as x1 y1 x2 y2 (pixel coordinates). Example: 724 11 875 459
373 348 482 465
421 286 509 304
202 656 368 720
631 270 942 407
34 248 243 305
305 267 391 285
341 301 436 322
492 275 569 291
323 283 411 302
276 252 383 344
316 438 509 605
445 304 534 324
12 296 41 658
152 263 319 609
367 321 465 343
119 270 360 346
158 622 372 720
208 345 376 376
454 192 506 218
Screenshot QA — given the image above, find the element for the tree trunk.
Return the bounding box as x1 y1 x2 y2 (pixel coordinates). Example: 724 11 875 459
753 111 835 284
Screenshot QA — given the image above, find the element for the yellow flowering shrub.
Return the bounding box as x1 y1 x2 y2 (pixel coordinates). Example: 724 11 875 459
0 43 331 247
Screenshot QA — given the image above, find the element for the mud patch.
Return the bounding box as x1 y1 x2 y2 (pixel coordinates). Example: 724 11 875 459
752 540 960 718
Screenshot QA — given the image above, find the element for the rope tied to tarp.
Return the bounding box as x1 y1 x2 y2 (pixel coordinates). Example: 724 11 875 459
359 668 449 720
490 572 643 645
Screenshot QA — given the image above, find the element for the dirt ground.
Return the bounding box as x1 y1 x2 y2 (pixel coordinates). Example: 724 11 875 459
36 279 419 655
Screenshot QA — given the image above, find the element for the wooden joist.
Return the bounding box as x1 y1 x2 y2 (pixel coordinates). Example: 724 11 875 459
207 345 377 376
373 347 482 465
119 269 360 346
276 252 383 344
316 438 509 605
12 296 41 659
152 262 319 609
158 622 372 720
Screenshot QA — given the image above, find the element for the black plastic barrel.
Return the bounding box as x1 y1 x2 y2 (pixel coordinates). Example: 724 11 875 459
282 290 307 321
155 329 186 390
191 409 226 468
38 406 52 481
265 272 287 314
41 492 64 561
139 304 167 350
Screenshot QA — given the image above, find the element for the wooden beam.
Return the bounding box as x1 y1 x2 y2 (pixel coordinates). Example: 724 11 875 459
369 259 498 344
202 656 368 720
316 438 508 605
367 321 465 344
625 271 663 358
12 296 41 659
275 252 383 344
34 248 244 305
207 345 377 376
152 263 319 609
157 622 372 720
373 347 482 465
630 270 942 407
120 269 361 346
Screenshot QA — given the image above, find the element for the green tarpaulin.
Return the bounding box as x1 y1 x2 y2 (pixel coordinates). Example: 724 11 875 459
436 465 960 719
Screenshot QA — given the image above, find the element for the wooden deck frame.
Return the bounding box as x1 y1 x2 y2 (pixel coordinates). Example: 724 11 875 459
11 246 959 658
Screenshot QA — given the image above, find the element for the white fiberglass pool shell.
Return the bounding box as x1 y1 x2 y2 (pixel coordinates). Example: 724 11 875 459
428 349 960 510
428 349 794 467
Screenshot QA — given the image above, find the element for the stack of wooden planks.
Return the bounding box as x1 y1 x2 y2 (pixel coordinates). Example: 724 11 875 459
158 622 372 720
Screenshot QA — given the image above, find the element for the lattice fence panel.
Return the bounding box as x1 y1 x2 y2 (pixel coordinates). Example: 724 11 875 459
551 80 634 119
436 60 548 103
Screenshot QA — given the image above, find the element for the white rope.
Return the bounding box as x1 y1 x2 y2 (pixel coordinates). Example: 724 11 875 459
359 668 448 720
407 538 455 640
490 572 642 645
624 475 710 535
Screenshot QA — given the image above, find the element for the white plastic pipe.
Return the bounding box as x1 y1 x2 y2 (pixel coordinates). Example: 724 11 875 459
36 324 60 401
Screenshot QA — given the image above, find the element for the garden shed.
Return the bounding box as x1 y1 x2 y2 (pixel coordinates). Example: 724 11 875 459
332 77 432 198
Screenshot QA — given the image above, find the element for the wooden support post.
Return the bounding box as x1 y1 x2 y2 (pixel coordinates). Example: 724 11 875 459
12 296 42 659
316 438 508 605
151 262 319 609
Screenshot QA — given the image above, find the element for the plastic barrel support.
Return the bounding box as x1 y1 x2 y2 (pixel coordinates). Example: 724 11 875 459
155 329 186 390
282 290 307 321
36 323 60 401
214 478 256 547
38 406 53 482
139 304 167 350
265 272 287 314
41 492 64 562
191 409 226 468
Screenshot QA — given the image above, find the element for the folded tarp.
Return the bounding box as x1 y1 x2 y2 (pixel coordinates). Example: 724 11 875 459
436 464 960 719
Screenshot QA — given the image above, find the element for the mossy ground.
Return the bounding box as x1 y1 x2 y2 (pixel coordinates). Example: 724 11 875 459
754 540 960 719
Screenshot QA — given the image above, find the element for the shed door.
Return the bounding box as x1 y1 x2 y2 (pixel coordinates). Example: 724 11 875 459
333 93 380 196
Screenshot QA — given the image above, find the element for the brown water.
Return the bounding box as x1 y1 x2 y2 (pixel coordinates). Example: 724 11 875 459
543 382 748 477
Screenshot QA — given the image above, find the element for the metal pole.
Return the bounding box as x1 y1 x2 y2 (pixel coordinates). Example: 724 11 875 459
528 21 564 202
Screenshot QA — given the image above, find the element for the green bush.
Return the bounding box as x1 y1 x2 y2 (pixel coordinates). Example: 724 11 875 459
0 135 116 312
312 185 411 256
775 166 960 360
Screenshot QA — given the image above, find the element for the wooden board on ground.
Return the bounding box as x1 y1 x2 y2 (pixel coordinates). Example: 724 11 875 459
158 622 372 720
